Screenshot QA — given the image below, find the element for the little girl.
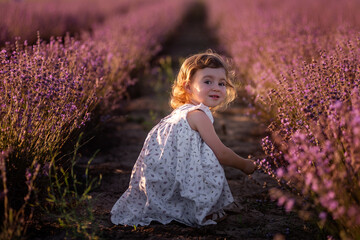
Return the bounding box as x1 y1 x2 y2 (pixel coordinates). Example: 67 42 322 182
111 50 256 227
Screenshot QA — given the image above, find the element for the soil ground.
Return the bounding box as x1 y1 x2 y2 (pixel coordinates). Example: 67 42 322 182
28 2 322 240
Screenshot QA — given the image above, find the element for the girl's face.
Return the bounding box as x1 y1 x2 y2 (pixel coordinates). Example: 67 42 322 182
186 67 227 108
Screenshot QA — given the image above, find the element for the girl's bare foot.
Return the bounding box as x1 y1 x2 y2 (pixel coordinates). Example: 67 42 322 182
205 210 227 223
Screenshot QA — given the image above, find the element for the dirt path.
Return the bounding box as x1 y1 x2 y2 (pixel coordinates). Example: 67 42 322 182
84 2 320 239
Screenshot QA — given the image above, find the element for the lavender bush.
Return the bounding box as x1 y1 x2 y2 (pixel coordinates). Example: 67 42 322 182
0 148 40 239
86 0 192 111
0 0 192 237
0 0 148 46
206 0 360 238
275 91 360 237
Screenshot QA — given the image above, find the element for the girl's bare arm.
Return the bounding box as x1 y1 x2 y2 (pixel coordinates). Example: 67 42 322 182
187 110 255 174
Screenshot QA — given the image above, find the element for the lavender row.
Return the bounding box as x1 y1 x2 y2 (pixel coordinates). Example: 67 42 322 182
206 0 360 238
0 0 149 46
1 0 192 163
1 0 193 237
0 0 192 223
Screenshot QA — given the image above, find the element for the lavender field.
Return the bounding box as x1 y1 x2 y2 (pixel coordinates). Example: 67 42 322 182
207 0 360 238
1 0 359 239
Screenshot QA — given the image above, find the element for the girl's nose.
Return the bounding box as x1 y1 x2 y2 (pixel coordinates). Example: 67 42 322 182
212 84 220 91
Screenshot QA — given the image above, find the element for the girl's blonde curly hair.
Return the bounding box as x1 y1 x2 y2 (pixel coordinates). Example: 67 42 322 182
170 50 237 111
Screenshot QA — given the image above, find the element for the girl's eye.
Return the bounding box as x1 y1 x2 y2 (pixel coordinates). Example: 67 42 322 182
204 80 211 84
219 82 226 87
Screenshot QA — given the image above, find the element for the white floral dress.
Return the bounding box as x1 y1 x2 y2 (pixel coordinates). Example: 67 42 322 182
110 103 234 227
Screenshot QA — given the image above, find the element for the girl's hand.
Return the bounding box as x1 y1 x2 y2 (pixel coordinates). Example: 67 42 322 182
242 159 256 175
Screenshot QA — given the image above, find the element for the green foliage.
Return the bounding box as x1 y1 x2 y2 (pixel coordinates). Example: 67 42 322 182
142 110 159 131
153 56 175 97
43 133 102 239
158 56 175 85
141 56 176 130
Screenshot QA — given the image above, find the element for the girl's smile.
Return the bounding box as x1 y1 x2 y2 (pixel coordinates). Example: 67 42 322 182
209 94 220 99
186 67 227 108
